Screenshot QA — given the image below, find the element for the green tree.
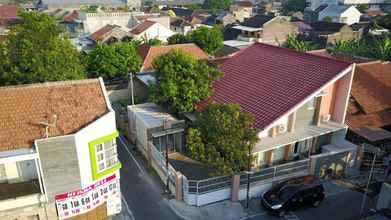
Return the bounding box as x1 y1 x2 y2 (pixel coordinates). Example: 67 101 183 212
375 14 391 30
149 50 221 114
0 12 86 86
187 26 223 54
167 34 189 45
369 36 391 60
146 38 162 46
203 0 232 13
356 4 369 13
186 103 259 176
283 0 306 14
87 42 141 79
283 35 319 52
322 16 333 22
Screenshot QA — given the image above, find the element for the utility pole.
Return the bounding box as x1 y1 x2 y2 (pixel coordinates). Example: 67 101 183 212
246 142 253 208
360 147 379 216
129 72 135 106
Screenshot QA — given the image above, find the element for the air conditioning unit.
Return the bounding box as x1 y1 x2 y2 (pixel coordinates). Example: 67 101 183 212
321 114 331 122
277 124 286 133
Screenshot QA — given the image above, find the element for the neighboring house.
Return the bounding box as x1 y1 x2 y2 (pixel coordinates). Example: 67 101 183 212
170 18 199 35
345 61 391 151
232 15 298 45
0 5 20 35
89 24 132 44
319 5 361 25
133 43 209 100
163 7 194 19
306 0 385 11
138 43 208 72
305 22 360 46
130 20 175 42
40 0 141 10
197 43 358 177
229 1 254 22
79 11 141 34
215 11 237 26
61 10 83 35
0 79 121 220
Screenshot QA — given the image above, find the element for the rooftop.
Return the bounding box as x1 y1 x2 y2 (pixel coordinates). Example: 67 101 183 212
233 1 253 7
130 20 156 35
128 103 177 129
89 24 120 42
0 5 19 20
0 79 109 151
240 15 274 28
198 43 352 130
138 43 208 71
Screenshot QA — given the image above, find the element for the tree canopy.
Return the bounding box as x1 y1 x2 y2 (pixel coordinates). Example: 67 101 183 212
0 12 86 86
375 14 391 31
282 0 306 14
167 34 189 45
149 50 221 114
203 0 233 12
86 42 141 80
283 35 320 52
187 103 259 176
328 36 391 61
187 26 224 54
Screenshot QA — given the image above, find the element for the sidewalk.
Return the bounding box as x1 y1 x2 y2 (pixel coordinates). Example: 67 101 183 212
169 199 250 220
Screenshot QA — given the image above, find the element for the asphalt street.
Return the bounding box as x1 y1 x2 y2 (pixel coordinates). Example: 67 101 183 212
117 136 182 220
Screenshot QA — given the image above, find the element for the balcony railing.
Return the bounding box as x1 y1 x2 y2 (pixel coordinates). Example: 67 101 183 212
0 179 40 200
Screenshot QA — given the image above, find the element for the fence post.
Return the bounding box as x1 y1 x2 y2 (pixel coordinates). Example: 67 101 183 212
231 175 240 202
175 172 183 201
147 141 152 168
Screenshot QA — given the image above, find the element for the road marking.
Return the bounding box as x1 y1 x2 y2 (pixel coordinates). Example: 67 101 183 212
121 195 136 220
118 136 145 175
284 212 301 220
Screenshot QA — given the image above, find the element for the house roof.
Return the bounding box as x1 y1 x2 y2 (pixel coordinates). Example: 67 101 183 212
223 26 242 40
130 20 156 35
165 7 194 18
63 10 79 23
198 43 351 130
307 49 372 64
314 4 328 13
241 15 274 28
320 4 350 17
0 79 109 151
0 5 19 20
309 22 347 34
170 18 191 27
89 24 119 42
347 61 391 129
234 1 253 7
138 43 208 71
41 0 127 6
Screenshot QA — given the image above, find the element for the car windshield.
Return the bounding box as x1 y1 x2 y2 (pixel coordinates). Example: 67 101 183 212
277 185 297 202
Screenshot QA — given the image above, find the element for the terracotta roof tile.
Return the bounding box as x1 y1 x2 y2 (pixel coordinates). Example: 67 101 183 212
234 1 253 7
130 20 156 35
138 43 209 71
198 43 351 130
0 5 19 20
0 79 109 151
63 10 79 23
89 24 118 42
351 62 391 114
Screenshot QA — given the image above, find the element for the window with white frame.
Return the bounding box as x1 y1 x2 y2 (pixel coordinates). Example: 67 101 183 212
95 139 118 173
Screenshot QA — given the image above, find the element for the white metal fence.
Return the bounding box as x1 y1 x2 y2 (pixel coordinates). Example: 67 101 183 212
183 159 310 206
150 142 177 193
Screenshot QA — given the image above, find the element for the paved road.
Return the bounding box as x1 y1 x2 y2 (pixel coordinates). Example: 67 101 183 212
117 136 182 220
244 190 376 220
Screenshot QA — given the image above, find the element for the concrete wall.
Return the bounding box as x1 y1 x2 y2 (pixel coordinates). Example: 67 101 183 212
80 12 138 33
132 22 175 42
107 88 130 103
74 111 117 187
36 135 82 203
326 26 360 45
332 69 354 124
262 17 298 45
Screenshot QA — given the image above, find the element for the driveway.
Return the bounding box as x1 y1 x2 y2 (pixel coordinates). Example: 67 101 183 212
117 136 182 220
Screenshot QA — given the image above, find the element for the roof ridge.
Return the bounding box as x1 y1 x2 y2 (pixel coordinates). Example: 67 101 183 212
356 60 383 66
0 78 101 91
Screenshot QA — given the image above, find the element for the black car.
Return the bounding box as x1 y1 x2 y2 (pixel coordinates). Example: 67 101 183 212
261 175 325 216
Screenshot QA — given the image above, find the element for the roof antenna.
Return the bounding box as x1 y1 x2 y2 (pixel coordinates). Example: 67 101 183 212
39 114 57 138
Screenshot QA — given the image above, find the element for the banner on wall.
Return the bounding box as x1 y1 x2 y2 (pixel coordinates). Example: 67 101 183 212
55 174 120 219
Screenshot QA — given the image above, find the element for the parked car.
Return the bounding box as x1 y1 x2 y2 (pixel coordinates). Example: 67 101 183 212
261 175 325 216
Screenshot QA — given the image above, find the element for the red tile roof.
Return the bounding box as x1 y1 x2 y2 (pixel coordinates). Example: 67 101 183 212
234 1 253 7
90 24 118 42
346 61 391 128
198 43 352 130
138 43 209 71
130 20 156 35
0 79 109 151
63 10 79 23
0 5 19 20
